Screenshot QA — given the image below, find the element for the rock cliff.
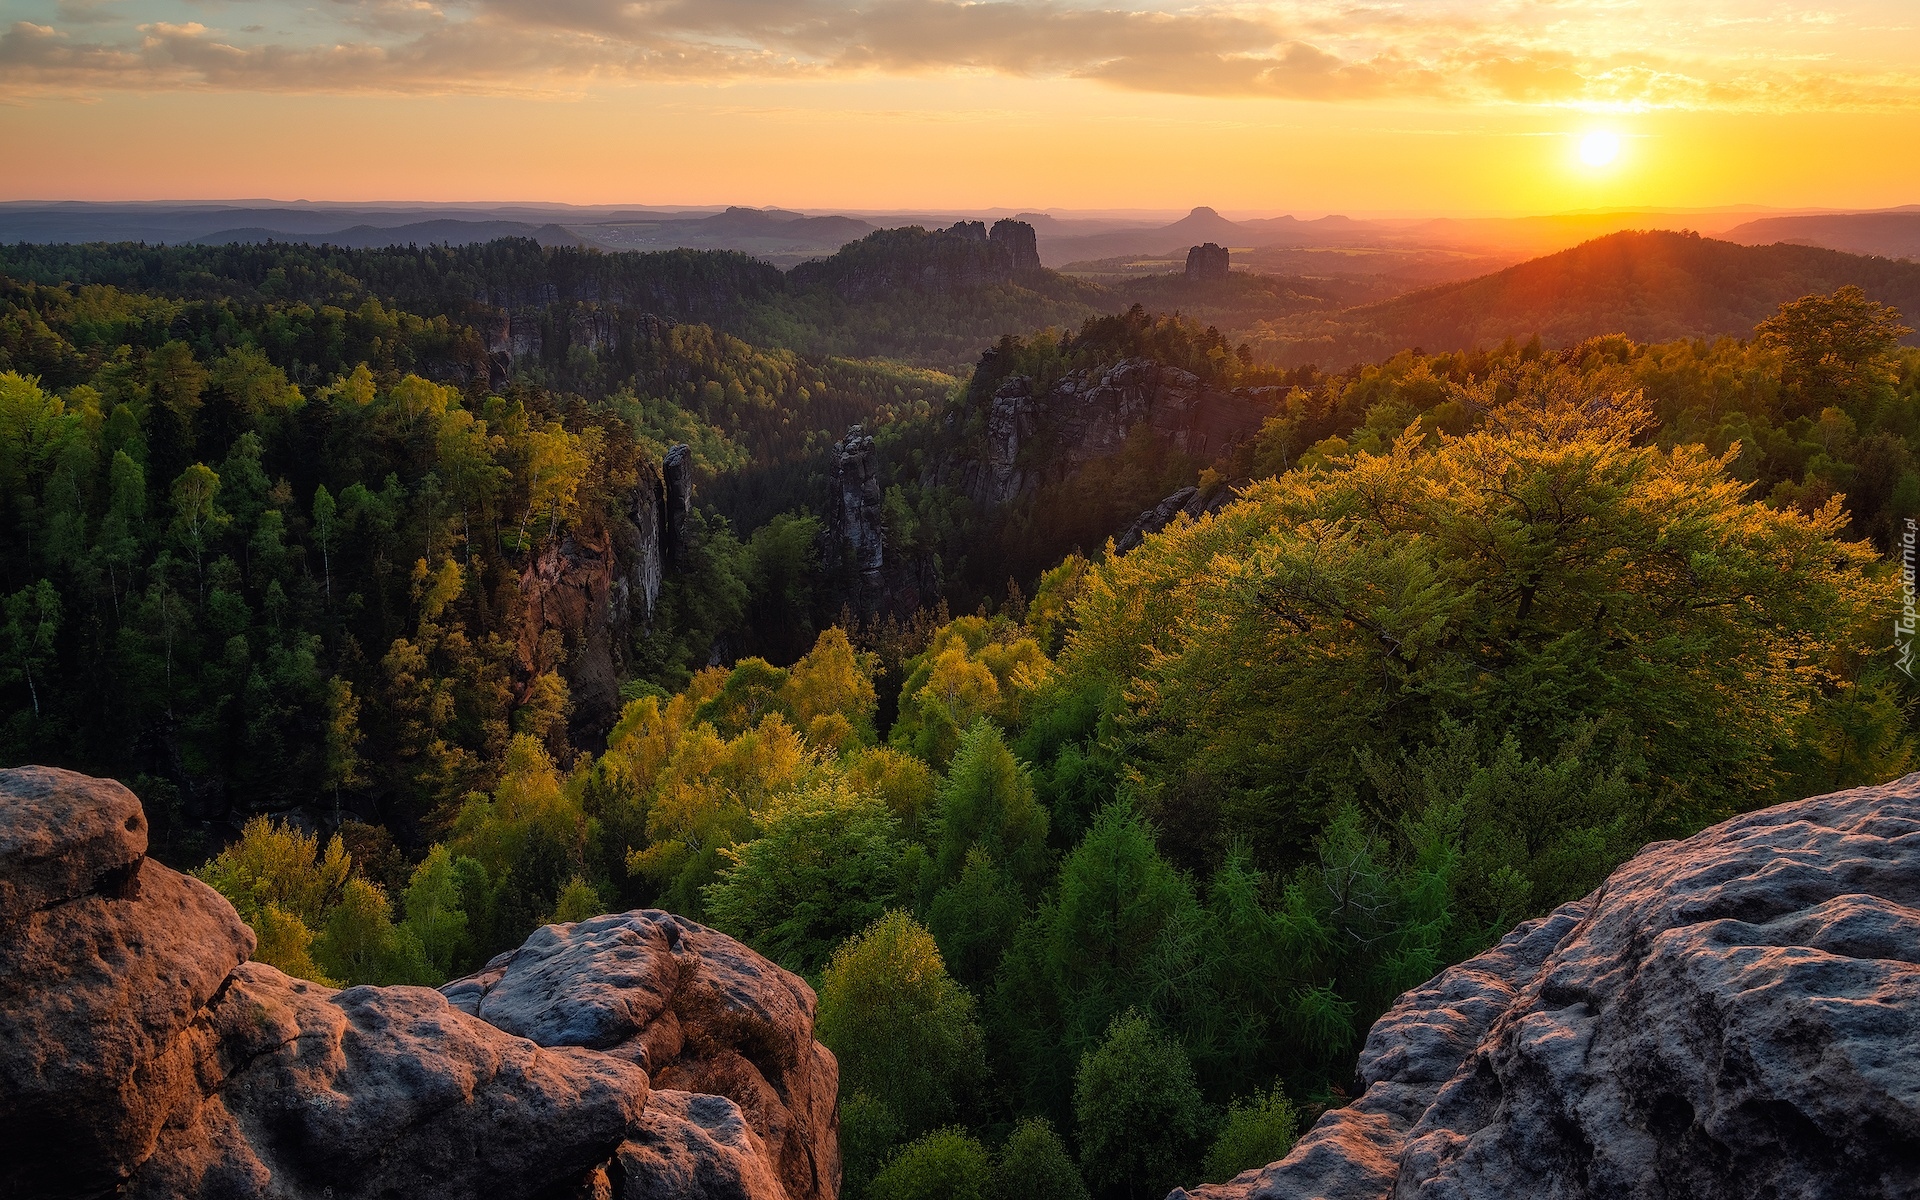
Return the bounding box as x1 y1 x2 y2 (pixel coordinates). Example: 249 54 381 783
1171 775 1920 1200
516 445 690 743
968 358 1280 508
819 425 939 618
0 765 840 1200
1185 243 1230 281
787 220 1044 301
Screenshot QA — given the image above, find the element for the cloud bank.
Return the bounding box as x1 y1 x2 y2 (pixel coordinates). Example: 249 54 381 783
4 0 1918 111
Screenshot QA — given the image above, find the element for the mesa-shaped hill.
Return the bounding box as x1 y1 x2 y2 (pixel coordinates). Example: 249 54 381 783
1723 210 1920 261
1268 230 1920 367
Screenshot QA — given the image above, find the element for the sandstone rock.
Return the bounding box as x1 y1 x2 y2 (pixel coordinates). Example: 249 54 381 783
0 764 147 925
0 858 254 1199
1 767 839 1200
128 964 650 1200
616 1089 790 1200
664 443 694 560
1171 776 1920 1200
1114 483 1236 554
444 909 841 1200
1186 243 1230 281
967 358 1276 509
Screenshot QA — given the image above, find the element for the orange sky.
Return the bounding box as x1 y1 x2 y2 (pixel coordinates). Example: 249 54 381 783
4 1 1919 213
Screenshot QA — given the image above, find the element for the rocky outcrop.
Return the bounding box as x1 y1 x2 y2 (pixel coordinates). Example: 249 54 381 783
1186 243 1230 280
0 766 840 1200
788 220 1044 301
443 911 840 1200
969 358 1280 508
819 425 939 617
1113 483 1235 554
516 446 688 743
1172 775 1920 1200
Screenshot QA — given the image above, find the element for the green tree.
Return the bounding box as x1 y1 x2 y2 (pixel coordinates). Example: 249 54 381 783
934 720 1051 896
401 845 472 978
869 1129 992 1200
169 462 228 598
705 778 906 975
1201 1086 1298 1185
1 580 60 717
1756 286 1912 415
323 675 366 818
1073 1011 1206 1200
992 1118 1088 1200
817 911 986 1141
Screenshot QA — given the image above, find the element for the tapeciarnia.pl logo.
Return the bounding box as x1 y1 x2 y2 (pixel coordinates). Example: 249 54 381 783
1901 518 1917 679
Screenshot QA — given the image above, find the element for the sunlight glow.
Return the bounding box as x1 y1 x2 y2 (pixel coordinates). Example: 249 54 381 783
1580 131 1622 167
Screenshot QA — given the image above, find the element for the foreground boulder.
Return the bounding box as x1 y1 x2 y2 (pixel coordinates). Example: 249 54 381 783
1174 775 1920 1200
0 766 839 1200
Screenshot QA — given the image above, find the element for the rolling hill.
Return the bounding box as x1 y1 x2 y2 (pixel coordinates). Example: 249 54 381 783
1260 230 1920 367
1722 210 1920 260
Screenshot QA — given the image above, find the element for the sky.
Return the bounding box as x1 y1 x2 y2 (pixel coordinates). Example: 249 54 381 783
3 0 1919 214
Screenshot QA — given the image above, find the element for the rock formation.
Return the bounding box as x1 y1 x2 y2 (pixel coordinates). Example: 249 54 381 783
0 765 840 1200
1171 775 1920 1200
1112 483 1235 554
1186 243 1230 281
788 220 1044 300
967 358 1281 508
820 426 939 617
516 446 688 744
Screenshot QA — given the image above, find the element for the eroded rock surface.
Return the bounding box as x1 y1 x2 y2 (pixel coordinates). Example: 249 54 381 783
0 766 839 1200
1173 776 1920 1200
444 910 841 1200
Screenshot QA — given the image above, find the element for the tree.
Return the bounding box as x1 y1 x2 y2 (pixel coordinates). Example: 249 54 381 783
401 845 471 978
817 911 986 1140
783 626 879 743
311 484 337 603
934 720 1050 896
1073 1011 1206 1200
1756 286 1912 415
705 778 906 975
928 848 1024 992
992 1118 1088 1200
1 580 60 717
1201 1086 1298 1185
868 1129 992 1200
323 676 366 819
1068 373 1890 860
169 462 228 599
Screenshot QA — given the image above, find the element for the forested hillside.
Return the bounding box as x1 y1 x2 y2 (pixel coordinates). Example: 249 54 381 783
3 230 1918 1200
1260 230 1920 367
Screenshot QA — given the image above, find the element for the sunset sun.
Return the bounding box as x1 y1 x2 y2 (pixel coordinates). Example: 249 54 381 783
1580 130 1622 167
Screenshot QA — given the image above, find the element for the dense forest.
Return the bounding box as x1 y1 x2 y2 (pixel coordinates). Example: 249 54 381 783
3 233 1918 1200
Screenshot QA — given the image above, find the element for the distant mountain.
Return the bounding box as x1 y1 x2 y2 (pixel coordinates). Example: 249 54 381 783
1265 230 1920 367
1043 207 1270 265
1722 211 1920 261
192 220 587 249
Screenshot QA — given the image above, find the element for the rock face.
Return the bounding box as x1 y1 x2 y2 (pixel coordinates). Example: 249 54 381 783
1113 484 1236 555
1173 775 1920 1200
819 425 939 618
1186 243 1230 280
788 220 1044 300
0 766 840 1200
516 445 689 744
969 358 1280 508
443 911 840 1200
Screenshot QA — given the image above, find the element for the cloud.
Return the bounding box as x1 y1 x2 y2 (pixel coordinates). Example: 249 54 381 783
2 0 1918 112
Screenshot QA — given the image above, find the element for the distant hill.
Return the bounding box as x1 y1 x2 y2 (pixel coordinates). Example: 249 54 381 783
1263 230 1920 367
1722 211 1920 261
192 220 587 249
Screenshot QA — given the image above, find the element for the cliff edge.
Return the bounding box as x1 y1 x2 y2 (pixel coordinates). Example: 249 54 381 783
0 765 839 1200
1172 775 1920 1200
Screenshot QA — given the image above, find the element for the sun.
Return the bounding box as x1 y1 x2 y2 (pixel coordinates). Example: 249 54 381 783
1579 131 1621 167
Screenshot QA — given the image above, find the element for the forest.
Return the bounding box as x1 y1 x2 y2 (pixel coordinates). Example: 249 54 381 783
2 234 1917 1200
